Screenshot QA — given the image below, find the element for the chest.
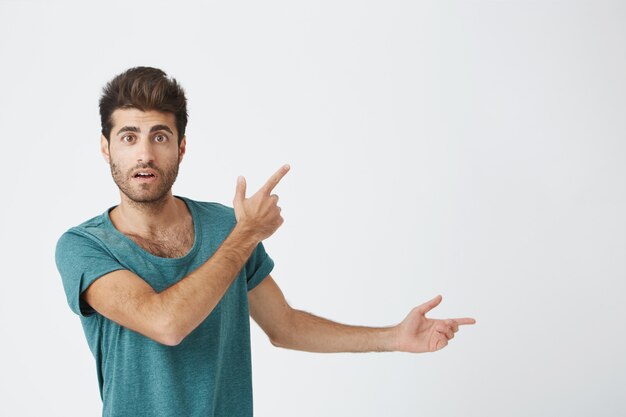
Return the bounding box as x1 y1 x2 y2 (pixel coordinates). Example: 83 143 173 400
126 222 194 258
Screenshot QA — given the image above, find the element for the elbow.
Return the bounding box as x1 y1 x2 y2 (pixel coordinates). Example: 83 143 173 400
154 313 186 347
270 337 284 348
268 323 293 349
268 308 297 349
158 331 184 347
145 294 187 346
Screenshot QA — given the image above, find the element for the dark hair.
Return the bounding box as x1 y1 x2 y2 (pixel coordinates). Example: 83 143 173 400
99 66 188 144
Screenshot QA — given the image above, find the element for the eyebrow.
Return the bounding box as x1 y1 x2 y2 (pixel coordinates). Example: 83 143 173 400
116 124 174 136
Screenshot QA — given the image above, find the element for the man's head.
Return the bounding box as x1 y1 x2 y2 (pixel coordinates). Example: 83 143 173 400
99 67 188 205
99 66 188 145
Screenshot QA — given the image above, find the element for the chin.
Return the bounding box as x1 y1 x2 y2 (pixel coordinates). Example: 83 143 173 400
122 189 171 205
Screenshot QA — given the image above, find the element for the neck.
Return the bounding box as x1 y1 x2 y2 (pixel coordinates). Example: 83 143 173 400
111 191 185 236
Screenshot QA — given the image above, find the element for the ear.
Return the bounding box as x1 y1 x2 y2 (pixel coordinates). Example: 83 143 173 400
100 134 111 164
178 136 187 163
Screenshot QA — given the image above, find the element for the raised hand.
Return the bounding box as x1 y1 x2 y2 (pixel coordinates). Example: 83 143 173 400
395 295 476 353
233 164 291 242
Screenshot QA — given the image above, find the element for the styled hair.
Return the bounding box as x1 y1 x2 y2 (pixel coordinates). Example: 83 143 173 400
99 66 188 144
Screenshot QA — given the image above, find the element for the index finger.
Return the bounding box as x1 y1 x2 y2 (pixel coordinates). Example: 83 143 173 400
261 164 291 194
451 318 476 326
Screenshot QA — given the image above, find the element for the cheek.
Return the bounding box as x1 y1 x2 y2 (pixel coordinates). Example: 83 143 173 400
109 155 133 173
159 148 181 164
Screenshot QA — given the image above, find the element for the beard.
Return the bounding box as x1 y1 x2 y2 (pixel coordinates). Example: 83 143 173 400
110 158 180 206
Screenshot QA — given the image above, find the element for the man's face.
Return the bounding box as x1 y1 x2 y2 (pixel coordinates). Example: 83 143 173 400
100 108 186 204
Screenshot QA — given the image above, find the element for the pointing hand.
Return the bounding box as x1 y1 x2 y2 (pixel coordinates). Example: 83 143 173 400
233 164 290 242
394 295 476 353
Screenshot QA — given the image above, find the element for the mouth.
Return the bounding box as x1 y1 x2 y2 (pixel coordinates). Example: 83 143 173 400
132 169 158 182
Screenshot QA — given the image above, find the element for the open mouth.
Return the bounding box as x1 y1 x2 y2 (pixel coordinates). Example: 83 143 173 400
132 170 157 181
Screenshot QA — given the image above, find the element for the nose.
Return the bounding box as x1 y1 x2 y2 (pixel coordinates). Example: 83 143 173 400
135 137 155 164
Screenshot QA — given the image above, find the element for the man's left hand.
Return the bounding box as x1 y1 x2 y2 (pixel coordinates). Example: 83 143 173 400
394 295 476 353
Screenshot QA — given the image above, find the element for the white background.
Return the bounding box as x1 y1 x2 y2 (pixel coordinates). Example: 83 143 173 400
1 1 625 416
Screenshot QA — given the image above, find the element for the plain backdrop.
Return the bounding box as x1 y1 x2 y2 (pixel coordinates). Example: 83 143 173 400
1 1 625 416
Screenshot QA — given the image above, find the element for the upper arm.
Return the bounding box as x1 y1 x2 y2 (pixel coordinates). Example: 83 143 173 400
83 270 171 344
248 274 294 345
55 231 173 345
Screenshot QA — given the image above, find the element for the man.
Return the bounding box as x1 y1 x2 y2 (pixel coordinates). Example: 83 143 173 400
56 66 476 417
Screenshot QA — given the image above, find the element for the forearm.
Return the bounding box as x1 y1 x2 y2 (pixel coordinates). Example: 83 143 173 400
273 309 399 353
154 224 259 345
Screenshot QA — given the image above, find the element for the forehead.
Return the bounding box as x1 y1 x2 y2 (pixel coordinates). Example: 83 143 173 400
110 108 177 134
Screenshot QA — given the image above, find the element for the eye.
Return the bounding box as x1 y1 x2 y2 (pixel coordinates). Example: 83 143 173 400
154 134 168 143
122 135 135 143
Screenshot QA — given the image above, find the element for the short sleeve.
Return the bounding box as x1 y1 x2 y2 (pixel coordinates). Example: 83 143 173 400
55 230 126 317
245 241 274 291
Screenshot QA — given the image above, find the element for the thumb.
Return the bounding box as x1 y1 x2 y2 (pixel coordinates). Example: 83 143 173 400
416 294 443 316
234 176 246 206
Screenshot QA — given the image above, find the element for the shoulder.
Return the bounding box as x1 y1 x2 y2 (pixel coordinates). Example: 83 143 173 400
55 210 113 256
178 196 236 225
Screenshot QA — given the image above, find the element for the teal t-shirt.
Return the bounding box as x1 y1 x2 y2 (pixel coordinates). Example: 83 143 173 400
55 196 274 417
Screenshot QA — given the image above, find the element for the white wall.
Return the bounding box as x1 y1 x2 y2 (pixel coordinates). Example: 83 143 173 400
1 1 624 416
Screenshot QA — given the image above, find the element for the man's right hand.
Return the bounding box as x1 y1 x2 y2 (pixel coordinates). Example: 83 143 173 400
233 164 290 242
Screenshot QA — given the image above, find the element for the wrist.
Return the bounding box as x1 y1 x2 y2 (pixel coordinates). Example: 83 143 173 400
232 222 262 245
387 325 401 352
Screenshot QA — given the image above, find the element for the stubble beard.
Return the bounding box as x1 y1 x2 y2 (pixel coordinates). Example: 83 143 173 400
110 158 180 210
